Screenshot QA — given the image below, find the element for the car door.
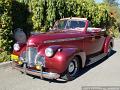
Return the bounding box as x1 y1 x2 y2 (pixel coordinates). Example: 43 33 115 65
83 29 105 56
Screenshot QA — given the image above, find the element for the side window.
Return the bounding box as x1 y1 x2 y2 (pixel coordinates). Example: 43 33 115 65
79 21 85 28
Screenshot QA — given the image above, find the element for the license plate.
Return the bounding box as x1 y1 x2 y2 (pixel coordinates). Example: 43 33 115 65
11 54 19 61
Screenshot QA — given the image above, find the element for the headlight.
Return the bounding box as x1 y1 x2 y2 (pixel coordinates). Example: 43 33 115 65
45 48 54 57
13 43 20 51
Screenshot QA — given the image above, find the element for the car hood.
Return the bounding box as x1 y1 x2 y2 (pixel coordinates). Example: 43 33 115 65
27 30 84 46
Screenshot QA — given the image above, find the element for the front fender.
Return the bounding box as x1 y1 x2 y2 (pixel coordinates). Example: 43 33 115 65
45 47 85 74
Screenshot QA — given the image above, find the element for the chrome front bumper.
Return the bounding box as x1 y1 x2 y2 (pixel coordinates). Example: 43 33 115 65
12 62 60 80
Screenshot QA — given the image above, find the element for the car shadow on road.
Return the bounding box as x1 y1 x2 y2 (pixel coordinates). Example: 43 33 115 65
78 50 116 76
29 50 116 83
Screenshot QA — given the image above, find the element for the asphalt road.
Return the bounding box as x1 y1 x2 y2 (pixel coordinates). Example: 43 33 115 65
0 39 120 90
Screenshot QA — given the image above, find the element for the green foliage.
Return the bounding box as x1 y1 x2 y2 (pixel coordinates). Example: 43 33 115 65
0 51 10 62
103 0 120 37
0 0 13 62
0 0 13 51
0 13 13 51
46 0 56 27
16 0 30 4
11 0 31 35
29 0 45 31
29 0 118 33
56 0 66 18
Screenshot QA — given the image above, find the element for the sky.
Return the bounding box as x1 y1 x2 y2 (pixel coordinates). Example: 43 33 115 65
95 0 103 3
95 0 120 4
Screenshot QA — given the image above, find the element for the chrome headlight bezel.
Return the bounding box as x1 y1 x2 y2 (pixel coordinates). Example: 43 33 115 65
13 43 20 51
45 47 54 57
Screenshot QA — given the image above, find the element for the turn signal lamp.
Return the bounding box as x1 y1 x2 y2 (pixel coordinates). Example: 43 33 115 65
18 61 23 65
36 65 41 70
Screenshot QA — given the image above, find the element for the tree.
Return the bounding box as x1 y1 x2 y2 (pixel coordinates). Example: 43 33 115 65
0 0 13 62
46 0 56 27
29 0 46 31
103 0 120 37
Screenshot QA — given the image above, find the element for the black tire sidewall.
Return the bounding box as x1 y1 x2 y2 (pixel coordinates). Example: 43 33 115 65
61 57 80 81
107 43 113 57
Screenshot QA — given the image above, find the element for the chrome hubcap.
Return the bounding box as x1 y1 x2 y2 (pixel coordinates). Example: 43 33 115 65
68 59 78 76
68 62 75 73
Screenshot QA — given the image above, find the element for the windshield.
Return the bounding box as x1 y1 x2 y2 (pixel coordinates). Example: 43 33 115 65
53 20 86 30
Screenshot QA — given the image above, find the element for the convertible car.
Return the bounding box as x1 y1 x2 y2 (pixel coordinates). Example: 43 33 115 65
11 17 114 81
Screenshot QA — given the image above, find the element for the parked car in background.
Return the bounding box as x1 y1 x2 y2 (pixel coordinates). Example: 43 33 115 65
11 17 114 81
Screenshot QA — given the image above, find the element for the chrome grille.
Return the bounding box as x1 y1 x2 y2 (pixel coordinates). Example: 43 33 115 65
26 47 37 67
20 51 26 61
35 54 45 67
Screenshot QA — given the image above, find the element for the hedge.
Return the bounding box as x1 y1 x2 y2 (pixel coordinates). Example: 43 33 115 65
0 0 13 62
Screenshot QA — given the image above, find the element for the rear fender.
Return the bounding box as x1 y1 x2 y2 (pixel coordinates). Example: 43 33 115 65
103 36 114 53
77 52 86 68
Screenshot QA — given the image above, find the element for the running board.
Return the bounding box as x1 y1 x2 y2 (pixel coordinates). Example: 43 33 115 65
86 53 107 66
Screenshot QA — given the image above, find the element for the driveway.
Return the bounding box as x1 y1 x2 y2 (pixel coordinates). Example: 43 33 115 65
0 39 120 90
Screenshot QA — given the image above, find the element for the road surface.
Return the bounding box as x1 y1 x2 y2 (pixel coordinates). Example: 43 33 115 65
0 39 120 90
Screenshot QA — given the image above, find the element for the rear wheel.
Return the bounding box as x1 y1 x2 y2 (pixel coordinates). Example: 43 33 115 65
61 57 80 81
107 43 113 57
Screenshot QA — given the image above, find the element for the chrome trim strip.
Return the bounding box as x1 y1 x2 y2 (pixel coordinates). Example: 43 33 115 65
44 37 84 43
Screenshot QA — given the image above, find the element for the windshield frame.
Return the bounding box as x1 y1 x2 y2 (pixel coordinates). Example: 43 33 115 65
53 19 86 31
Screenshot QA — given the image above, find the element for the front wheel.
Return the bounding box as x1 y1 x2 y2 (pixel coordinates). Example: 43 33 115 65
61 57 81 81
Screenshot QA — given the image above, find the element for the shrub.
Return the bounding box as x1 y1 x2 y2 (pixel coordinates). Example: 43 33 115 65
11 0 31 36
29 0 46 31
0 0 13 62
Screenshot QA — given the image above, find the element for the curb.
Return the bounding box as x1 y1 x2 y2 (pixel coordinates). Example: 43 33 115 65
0 61 12 68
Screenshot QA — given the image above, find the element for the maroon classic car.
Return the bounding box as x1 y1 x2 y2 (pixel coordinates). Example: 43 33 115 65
11 17 114 81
